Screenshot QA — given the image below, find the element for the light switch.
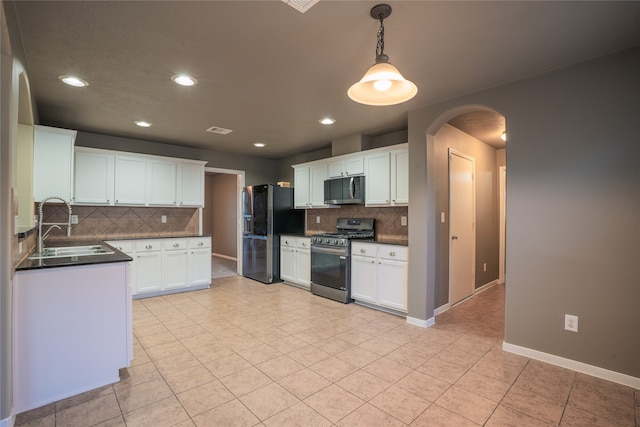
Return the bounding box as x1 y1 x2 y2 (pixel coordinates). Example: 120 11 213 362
441 212 446 223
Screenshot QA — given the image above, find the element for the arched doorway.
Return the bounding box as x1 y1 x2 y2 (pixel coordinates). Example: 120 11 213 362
427 106 507 314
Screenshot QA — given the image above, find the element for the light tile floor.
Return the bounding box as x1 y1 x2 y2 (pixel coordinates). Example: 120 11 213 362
16 277 639 426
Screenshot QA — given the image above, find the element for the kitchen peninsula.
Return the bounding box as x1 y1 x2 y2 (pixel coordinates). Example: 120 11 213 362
14 245 133 413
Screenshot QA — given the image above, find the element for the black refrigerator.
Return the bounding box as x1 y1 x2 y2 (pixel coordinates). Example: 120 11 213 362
242 184 305 283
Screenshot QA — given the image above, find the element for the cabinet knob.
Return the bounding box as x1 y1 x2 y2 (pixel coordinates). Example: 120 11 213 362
173 243 179 248
390 251 396 256
198 241 204 246
302 242 306 246
285 240 289 244
117 246 122 250
145 244 152 249
360 248 366 253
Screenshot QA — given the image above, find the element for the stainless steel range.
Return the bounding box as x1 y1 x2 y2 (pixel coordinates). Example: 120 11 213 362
310 218 375 303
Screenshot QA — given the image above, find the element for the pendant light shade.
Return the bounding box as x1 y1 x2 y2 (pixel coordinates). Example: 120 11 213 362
348 4 417 106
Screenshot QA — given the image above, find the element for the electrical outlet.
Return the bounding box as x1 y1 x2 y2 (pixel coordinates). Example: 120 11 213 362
565 314 578 332
161 215 167 223
316 216 320 224
71 214 79 224
401 216 407 226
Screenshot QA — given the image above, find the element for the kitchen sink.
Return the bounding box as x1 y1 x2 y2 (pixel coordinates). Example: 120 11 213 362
28 245 114 260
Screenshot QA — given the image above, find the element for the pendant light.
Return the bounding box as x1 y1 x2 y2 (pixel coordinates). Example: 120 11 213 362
348 4 417 106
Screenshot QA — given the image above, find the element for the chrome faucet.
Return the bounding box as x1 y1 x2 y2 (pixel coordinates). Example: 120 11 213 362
37 196 72 254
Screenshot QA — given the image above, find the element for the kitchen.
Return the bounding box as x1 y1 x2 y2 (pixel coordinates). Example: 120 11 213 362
2 1 640 426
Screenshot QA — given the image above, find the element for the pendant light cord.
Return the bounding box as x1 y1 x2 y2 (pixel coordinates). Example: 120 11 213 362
376 17 385 57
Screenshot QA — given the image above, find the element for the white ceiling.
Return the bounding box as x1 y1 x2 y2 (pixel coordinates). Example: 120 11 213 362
11 1 640 159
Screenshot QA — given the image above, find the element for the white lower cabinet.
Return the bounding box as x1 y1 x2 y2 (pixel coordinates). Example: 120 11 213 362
351 242 408 313
163 239 189 290
134 240 163 294
107 236 211 298
188 237 212 287
280 236 311 289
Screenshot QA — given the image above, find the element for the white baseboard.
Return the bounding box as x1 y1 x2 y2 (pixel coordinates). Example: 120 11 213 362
406 316 435 328
212 253 236 261
434 303 450 316
503 342 640 389
0 414 14 427
474 279 499 294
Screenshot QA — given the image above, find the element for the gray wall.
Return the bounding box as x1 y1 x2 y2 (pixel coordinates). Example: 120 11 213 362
434 124 499 308
408 47 640 377
76 131 277 186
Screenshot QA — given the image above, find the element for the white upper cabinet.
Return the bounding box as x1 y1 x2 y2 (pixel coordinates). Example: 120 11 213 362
328 155 364 178
364 144 408 207
293 162 328 208
391 147 409 206
293 166 311 208
33 125 76 202
292 142 408 209
74 148 114 205
364 151 391 206
114 155 146 205
147 159 177 206
177 160 205 207
68 144 204 208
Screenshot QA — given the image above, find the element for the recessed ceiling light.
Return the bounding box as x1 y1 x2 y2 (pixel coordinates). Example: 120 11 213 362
171 75 197 86
319 117 335 125
135 121 152 127
253 142 266 148
59 75 89 87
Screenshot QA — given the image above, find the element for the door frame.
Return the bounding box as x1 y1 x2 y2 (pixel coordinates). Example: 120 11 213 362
204 166 245 275
499 166 506 284
448 148 476 305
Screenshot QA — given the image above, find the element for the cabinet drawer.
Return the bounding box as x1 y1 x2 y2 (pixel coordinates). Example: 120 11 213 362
106 240 134 253
352 242 377 258
135 240 161 252
378 245 408 261
188 237 211 249
163 238 188 250
296 238 311 250
281 236 296 248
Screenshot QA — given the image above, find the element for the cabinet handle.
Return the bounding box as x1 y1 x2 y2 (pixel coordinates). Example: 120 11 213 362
145 244 152 249
173 243 179 248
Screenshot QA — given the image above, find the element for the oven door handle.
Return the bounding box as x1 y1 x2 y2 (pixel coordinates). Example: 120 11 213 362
311 245 348 256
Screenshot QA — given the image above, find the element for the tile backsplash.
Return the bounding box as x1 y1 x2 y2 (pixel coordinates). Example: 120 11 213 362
306 205 408 240
39 204 199 240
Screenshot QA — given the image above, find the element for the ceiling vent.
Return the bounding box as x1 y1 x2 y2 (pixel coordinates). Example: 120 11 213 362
281 0 319 13
206 126 233 135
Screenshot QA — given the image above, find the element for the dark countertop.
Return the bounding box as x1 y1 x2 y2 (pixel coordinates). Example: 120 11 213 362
74 234 211 242
16 239 132 271
375 238 409 246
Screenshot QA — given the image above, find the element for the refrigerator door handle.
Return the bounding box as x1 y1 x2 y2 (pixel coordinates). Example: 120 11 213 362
349 177 355 199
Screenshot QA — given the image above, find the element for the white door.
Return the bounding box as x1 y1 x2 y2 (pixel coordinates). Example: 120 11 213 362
449 150 475 305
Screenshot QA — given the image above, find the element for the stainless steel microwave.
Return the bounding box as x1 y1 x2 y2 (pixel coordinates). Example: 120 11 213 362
324 176 365 205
